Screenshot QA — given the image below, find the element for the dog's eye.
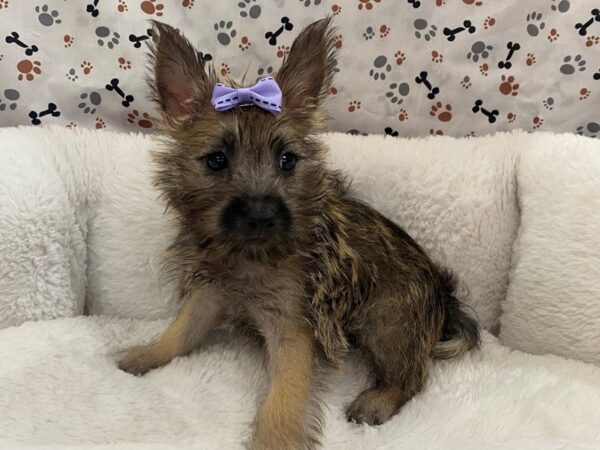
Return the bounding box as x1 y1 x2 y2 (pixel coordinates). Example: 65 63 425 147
206 152 228 172
279 152 297 171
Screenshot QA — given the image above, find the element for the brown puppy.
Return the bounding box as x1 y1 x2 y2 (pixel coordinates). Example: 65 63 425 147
118 18 480 450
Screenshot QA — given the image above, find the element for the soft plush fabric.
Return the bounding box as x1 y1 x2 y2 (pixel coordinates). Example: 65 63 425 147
0 1 598 138
500 133 600 365
0 129 86 328
2 316 600 449
0 126 519 329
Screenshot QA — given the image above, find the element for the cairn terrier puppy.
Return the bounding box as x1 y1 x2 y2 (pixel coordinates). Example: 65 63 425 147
119 18 480 450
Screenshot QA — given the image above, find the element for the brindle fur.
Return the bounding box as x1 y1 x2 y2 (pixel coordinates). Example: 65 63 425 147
118 18 480 450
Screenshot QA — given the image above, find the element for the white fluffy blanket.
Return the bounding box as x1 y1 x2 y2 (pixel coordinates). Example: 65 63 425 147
2 316 600 449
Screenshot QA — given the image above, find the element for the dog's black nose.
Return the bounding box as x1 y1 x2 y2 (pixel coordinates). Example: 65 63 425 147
245 198 277 238
222 195 291 242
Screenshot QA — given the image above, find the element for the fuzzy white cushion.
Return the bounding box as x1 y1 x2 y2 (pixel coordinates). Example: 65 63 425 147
500 133 600 365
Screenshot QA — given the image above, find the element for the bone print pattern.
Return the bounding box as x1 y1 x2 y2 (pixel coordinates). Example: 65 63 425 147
0 0 598 138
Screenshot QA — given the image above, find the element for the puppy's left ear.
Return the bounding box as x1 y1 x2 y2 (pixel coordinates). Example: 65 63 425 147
276 17 337 119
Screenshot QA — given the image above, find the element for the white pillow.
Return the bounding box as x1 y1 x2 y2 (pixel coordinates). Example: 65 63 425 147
324 132 519 332
500 133 600 364
0 128 86 328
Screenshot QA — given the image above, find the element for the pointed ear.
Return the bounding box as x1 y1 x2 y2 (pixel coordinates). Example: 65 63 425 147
275 17 337 116
149 21 214 128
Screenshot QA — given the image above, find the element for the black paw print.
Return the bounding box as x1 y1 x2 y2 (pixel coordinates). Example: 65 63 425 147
238 0 261 19
369 55 392 80
78 91 102 114
560 54 586 74
36 4 61 26
363 26 375 40
467 41 493 62
414 19 437 41
460 76 472 89
0 88 20 111
96 26 120 49
385 81 410 104
576 121 599 138
526 11 545 37
214 21 237 45
257 66 273 76
299 0 321 5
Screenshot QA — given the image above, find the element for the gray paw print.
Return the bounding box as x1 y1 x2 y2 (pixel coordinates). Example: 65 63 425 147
467 41 493 62
460 76 472 89
526 11 545 37
214 21 237 45
35 4 61 26
414 19 437 41
66 68 78 82
576 121 599 138
299 0 321 5
96 26 120 49
560 54 586 74
369 55 392 81
78 91 102 114
238 0 261 19
551 0 570 13
542 97 555 110
385 81 410 104
257 66 273 76
0 89 20 111
363 26 375 40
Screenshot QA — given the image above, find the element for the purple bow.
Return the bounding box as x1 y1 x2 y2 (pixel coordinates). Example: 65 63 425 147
211 77 282 114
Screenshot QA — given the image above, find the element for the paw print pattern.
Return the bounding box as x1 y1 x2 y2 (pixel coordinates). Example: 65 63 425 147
431 51 443 63
429 102 452 122
579 88 591 100
96 26 120 49
386 81 410 104
127 109 153 128
483 16 496 29
467 41 493 62
81 61 93 75
398 109 409 122
379 25 390 38
479 63 489 76
117 57 131 70
95 118 107 129
66 68 78 82
460 76 472 89
499 75 519 96
560 55 586 75
214 21 237 45
276 45 290 58
394 51 406 65
363 26 375 40
369 55 392 80
140 0 164 16
332 34 342 49
507 112 517 123
348 100 361 112
526 53 536 66
238 0 261 19
551 0 570 13
532 116 544 129
181 0 194 9
78 91 102 114
36 4 61 26
257 66 273 77
358 0 381 11
0 0 9 10
586 36 600 47
118 0 128 12
543 97 555 110
17 60 42 81
220 63 230 76
300 0 321 6
414 19 437 41
239 36 251 51
526 11 545 37
331 4 342 15
0 89 19 111
547 28 560 42
576 122 600 138
63 35 74 48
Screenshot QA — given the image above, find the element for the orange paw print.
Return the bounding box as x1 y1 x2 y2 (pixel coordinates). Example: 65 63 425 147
276 45 290 58
127 110 153 128
463 0 483 5
239 36 251 51
547 28 559 42
118 57 132 70
435 0 446 6
579 88 591 100
17 60 42 81
331 4 341 15
332 34 342 49
479 63 489 76
358 0 381 10
586 36 599 47
379 25 390 38
140 0 164 16
329 86 338 95
526 53 536 66
81 61 93 75
499 75 519 96
63 34 74 48
507 112 516 123
394 51 406 65
431 50 443 63
117 0 128 12
0 0 9 9
532 116 543 129
66 122 77 129
348 100 361 112
95 118 107 129
430 102 452 122
430 128 444 136
181 0 194 8
483 16 496 29
398 109 409 122
220 63 230 77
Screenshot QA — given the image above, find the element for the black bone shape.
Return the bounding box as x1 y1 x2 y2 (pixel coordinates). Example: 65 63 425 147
415 71 440 100
594 70 600 81
472 99 499 124
442 20 476 42
407 0 421 8
129 28 154 49
265 17 293 46
498 41 520 69
5 32 38 56
384 127 399 137
28 103 60 125
105 78 134 107
197 51 213 63
575 8 600 36
86 0 100 17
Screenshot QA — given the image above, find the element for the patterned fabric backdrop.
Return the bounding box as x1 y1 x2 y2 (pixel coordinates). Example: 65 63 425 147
0 0 598 138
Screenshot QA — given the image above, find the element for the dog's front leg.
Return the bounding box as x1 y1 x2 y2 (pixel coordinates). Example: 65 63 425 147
119 285 223 376
253 318 317 450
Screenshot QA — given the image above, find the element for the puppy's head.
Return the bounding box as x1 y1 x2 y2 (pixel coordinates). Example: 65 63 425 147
150 18 338 262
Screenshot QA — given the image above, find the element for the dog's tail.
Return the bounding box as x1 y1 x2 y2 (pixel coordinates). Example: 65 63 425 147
431 270 481 360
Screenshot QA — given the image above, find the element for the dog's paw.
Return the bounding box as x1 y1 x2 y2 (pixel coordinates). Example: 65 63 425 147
118 345 160 376
346 388 401 426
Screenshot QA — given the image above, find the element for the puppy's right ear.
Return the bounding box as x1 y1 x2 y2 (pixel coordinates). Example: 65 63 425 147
149 21 213 128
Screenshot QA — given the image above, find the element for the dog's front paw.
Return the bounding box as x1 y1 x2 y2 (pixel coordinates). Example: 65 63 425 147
118 345 161 376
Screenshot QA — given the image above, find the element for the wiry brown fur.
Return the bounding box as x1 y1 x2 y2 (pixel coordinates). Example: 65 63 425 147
119 17 480 450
